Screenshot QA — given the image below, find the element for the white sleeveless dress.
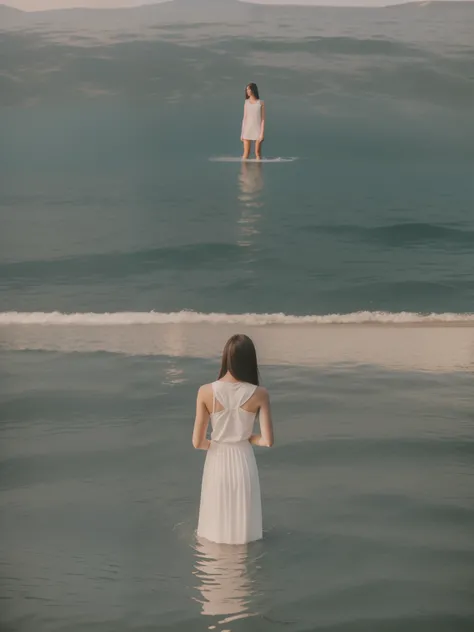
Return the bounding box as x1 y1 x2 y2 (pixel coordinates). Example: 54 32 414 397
241 100 262 141
197 380 263 544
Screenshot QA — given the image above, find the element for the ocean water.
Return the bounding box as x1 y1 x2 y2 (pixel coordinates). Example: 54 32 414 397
1 2 474 631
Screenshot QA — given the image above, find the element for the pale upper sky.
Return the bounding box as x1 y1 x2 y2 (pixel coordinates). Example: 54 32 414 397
5 0 469 12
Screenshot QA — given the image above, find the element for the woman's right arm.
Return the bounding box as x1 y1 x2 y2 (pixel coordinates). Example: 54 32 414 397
240 101 246 141
249 388 274 447
192 386 211 450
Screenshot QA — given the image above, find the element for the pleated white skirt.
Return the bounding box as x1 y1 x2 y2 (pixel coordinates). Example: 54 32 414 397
197 440 262 545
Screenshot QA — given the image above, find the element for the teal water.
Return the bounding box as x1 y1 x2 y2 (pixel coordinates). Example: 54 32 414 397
2 108 473 315
1 2 473 316
1 2 474 631
1 352 474 632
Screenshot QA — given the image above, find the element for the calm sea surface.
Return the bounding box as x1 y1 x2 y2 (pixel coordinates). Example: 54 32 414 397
1 2 473 630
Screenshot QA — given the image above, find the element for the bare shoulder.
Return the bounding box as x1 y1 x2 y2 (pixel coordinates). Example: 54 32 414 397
197 383 214 414
198 383 213 397
255 385 270 401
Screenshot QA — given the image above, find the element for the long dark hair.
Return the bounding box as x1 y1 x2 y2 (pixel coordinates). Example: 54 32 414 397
218 334 260 386
245 82 260 100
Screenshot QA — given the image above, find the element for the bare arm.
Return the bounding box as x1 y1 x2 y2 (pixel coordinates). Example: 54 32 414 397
259 101 265 141
241 101 246 141
192 386 211 450
249 388 274 447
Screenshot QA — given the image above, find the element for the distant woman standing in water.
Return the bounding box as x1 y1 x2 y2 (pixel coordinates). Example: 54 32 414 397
192 334 274 544
241 83 265 160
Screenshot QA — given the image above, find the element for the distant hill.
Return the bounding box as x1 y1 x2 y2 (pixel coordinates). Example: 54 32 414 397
388 1 474 7
1 0 473 33
0 0 262 30
0 2 22 11
0 3 25 27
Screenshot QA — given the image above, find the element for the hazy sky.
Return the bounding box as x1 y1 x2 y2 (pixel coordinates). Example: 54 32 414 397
6 0 469 12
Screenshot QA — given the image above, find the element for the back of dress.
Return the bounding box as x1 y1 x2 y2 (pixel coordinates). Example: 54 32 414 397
197 380 262 544
210 381 258 444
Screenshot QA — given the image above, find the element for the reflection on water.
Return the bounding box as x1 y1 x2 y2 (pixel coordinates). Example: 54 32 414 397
192 536 262 629
163 362 185 385
162 327 187 385
237 161 264 248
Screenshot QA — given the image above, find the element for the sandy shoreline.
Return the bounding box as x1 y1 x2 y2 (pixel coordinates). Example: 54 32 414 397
1 322 473 373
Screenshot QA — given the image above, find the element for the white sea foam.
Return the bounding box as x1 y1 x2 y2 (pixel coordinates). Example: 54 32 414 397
0 310 473 326
209 156 298 163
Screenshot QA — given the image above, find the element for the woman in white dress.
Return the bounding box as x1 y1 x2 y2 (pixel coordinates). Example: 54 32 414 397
192 334 274 544
240 83 265 161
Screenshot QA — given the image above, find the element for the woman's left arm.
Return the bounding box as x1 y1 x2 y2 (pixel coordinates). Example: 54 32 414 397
259 101 265 141
192 386 211 450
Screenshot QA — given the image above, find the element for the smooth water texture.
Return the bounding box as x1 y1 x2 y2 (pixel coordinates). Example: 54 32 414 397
1 2 474 631
1 2 474 317
1 354 474 632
